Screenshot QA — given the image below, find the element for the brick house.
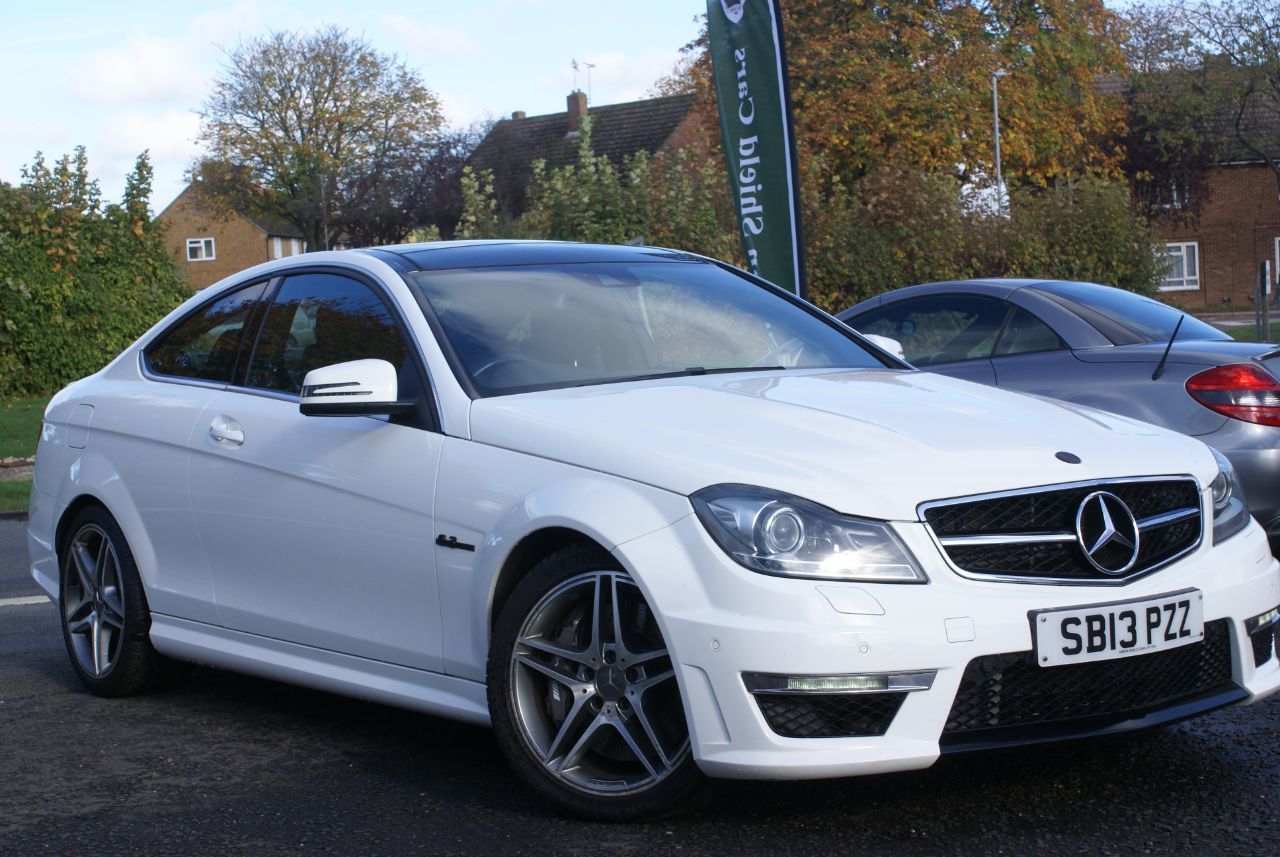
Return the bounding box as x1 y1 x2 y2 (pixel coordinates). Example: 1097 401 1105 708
469 90 704 218
1151 116 1280 310
156 183 311 290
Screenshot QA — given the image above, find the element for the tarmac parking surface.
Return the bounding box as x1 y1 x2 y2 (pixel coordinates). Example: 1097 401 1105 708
2 518 1278 856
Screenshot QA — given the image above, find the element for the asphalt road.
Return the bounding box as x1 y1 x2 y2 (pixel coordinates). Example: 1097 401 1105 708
2 517 1279 856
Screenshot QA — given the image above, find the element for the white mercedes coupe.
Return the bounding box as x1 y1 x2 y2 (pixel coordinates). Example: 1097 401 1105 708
27 241 1280 819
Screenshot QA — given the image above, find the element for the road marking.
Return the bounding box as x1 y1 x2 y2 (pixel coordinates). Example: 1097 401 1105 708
0 595 50 608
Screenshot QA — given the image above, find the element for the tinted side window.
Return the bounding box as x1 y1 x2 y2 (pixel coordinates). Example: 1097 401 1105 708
993 308 1066 356
246 273 409 395
145 282 267 382
852 295 1008 366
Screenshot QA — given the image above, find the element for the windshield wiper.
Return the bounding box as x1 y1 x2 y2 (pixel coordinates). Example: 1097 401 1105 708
575 365 785 388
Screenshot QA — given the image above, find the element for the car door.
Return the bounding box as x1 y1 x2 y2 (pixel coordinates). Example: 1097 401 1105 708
987 306 1082 394
848 294 1005 384
187 269 445 671
122 279 269 624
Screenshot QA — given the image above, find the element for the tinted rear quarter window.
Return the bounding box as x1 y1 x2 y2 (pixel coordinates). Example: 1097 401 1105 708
145 282 267 382
1030 282 1227 344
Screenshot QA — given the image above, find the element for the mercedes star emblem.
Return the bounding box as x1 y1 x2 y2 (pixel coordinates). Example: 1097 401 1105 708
1075 491 1141 575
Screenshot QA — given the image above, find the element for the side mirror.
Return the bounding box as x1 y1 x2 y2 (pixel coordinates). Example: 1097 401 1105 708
863 333 908 361
299 359 415 417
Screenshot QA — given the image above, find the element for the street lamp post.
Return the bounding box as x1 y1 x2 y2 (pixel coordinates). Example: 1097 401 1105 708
991 69 1009 217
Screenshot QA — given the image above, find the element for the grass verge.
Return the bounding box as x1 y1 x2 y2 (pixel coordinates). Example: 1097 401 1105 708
0 479 31 514
1229 322 1280 343
1 397 49 459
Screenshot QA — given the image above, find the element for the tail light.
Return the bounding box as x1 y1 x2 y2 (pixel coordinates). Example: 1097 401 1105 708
1185 363 1280 427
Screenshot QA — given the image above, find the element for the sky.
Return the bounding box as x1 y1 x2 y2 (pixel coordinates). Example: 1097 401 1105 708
0 0 704 213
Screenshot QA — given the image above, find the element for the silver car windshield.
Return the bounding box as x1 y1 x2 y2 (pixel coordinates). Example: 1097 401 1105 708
407 261 890 396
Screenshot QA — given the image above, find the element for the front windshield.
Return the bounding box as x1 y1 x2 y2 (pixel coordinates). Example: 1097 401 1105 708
407 261 890 396
1031 281 1228 344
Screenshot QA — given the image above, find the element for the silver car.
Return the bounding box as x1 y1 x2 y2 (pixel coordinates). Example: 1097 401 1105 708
839 279 1280 547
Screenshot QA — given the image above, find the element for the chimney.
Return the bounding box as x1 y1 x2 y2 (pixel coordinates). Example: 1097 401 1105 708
511 110 526 120
566 90 588 135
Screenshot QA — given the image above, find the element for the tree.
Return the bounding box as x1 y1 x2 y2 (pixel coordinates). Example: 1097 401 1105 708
0 149 190 394
1180 0 1280 200
195 26 445 250
1119 4 1226 221
682 1 1128 186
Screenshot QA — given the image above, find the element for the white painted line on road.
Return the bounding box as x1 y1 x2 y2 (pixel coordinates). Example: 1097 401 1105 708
0 595 50 607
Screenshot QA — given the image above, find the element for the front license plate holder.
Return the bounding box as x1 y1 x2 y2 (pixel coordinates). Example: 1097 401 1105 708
1031 588 1204 668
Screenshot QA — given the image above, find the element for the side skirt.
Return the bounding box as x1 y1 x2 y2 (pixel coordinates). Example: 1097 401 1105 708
149 614 491 726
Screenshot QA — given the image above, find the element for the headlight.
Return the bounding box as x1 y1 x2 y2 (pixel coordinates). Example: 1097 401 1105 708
1209 448 1251 544
691 484 927 583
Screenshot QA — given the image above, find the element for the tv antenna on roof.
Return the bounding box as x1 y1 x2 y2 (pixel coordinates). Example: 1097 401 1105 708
583 61 596 104
571 58 597 104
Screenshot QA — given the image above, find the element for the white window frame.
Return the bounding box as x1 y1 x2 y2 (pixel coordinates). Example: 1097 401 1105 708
186 237 216 262
1159 242 1200 292
271 237 284 259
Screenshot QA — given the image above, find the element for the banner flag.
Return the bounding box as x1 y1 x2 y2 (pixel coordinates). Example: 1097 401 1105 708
706 0 807 297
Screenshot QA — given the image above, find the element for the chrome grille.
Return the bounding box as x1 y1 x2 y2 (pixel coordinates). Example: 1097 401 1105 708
921 477 1203 584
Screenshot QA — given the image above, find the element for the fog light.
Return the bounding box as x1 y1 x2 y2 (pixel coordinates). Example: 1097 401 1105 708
744 670 936 695
1245 606 1280 635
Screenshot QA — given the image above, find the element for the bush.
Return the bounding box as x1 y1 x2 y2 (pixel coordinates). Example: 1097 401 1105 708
0 149 190 396
453 125 1159 315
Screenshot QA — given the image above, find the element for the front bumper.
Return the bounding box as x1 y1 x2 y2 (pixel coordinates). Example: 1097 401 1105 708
614 512 1280 781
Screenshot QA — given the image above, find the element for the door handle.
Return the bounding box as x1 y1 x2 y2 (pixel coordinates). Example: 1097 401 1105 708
209 415 245 446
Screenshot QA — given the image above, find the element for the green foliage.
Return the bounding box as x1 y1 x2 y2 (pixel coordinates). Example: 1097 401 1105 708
0 149 190 396
0 479 31 514
0 396 48 458
455 115 1158 315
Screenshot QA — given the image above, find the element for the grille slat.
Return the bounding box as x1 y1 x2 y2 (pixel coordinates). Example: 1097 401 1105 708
942 619 1235 741
923 478 1202 583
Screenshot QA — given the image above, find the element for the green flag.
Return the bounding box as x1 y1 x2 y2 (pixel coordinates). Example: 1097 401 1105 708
706 0 806 297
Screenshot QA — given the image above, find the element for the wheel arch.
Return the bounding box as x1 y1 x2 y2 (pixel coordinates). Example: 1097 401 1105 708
449 471 691 681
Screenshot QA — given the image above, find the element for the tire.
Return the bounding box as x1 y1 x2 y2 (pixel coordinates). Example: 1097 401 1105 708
58 505 190 696
487 545 704 820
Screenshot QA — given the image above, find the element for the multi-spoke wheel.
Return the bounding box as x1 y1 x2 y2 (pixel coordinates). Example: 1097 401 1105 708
58 505 188 696
63 522 127 677
489 546 703 819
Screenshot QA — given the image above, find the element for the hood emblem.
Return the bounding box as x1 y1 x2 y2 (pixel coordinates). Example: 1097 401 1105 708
1076 491 1141 575
1056 451 1082 464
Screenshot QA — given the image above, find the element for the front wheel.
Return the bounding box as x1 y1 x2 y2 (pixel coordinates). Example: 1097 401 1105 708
487 545 703 819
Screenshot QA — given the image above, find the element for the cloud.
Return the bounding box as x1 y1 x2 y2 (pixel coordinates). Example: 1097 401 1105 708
69 35 210 107
98 108 201 170
377 13 480 62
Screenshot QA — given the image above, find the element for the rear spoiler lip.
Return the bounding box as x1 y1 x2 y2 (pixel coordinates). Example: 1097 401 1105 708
1253 347 1280 362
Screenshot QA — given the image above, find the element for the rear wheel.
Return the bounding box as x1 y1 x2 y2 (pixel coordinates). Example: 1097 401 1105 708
488 545 702 819
58 505 189 696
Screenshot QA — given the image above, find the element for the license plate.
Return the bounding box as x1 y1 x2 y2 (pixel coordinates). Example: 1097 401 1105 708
1032 589 1204 667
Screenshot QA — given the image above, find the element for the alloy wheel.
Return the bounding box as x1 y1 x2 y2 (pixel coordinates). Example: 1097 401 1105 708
509 570 690 795
62 523 127 678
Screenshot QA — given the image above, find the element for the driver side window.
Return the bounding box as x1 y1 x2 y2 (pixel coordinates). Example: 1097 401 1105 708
854 295 1009 366
245 273 410 395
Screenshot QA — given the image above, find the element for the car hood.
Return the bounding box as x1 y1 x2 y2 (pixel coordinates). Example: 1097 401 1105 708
468 368 1217 521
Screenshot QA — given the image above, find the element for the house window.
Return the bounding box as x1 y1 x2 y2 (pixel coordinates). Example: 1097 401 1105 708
271 237 307 259
186 237 216 262
1160 242 1199 292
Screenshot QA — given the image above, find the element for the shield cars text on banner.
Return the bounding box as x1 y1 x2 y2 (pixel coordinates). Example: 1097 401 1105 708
706 0 807 297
